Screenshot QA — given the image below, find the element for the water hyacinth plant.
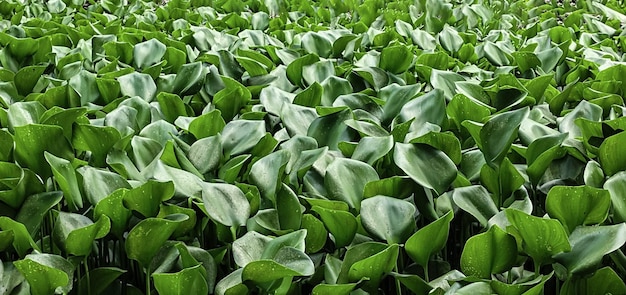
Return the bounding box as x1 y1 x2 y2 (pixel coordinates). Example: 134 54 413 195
0 0 626 294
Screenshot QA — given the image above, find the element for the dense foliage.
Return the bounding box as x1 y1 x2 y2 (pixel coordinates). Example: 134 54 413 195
1 0 626 294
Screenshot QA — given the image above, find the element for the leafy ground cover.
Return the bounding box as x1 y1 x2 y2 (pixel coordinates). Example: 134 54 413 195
1 0 626 294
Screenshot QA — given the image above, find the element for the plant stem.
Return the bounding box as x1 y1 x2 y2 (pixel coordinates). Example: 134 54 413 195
146 266 151 295
393 263 402 295
85 257 92 295
423 264 429 282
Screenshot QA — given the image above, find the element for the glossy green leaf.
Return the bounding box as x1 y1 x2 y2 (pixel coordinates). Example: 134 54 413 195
14 254 74 295
405 211 453 269
360 196 416 244
598 131 626 176
394 143 457 195
545 185 611 233
54 213 110 256
250 149 290 203
324 158 379 210
14 65 46 96
480 107 529 167
201 182 250 227
461 225 517 278
0 217 40 257
559 267 626 295
347 244 399 291
506 209 571 267
94 189 131 238
301 214 327 253
153 265 209 295
15 191 63 236
14 124 73 179
118 72 157 102
73 124 121 167
312 205 357 248
134 38 166 69
379 45 413 74
76 267 126 295
604 172 626 223
126 214 189 268
123 180 175 218
554 224 626 277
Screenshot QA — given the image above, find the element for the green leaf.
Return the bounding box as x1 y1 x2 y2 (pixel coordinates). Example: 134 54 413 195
188 110 226 139
0 129 13 161
480 107 529 167
394 143 457 195
73 124 121 167
201 182 250 227
312 283 359 295
134 38 166 69
7 101 46 131
604 172 626 223
68 70 100 106
312 205 357 248
123 180 175 218
360 196 416 244
410 132 462 164
324 158 379 210
153 265 209 295
301 32 332 58
506 209 571 267
77 267 126 295
79 166 131 206
363 176 415 199
560 267 626 295
430 69 466 101
250 149 290 204
14 65 46 96
14 254 73 295
214 77 252 121
14 124 73 180
545 186 611 233
15 191 63 236
0 217 40 257
347 244 399 291
390 272 432 294
405 211 453 269
287 53 319 88
301 214 327 253
94 189 131 238
126 214 189 268
276 184 302 231
447 94 492 130
188 135 222 174
157 92 191 123
352 135 394 165
461 225 517 279
53 212 110 256
452 185 498 227
554 224 626 277
526 133 568 185
118 72 157 102
308 107 356 150
242 259 308 283
44 153 82 211
294 82 323 107
598 131 626 176
379 45 413 74
221 119 266 156
396 89 447 133
172 62 204 96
